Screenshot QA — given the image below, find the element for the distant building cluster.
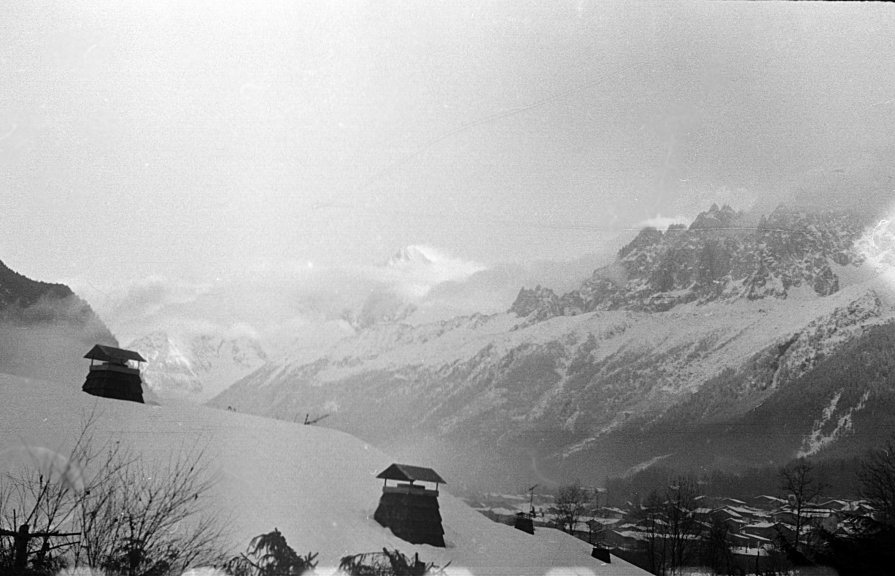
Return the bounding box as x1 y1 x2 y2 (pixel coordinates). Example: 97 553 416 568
471 492 876 558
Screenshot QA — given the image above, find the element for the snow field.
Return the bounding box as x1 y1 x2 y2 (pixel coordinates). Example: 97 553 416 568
0 374 647 576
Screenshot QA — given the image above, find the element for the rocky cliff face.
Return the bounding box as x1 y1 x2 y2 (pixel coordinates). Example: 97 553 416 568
512 205 865 319
210 205 895 489
0 259 117 383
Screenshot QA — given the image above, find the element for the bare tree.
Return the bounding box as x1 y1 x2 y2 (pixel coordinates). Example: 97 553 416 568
699 512 734 576
0 410 126 574
638 476 702 576
859 438 895 526
639 489 670 576
779 459 827 552
550 482 589 535
0 411 228 575
77 444 228 575
663 477 701 574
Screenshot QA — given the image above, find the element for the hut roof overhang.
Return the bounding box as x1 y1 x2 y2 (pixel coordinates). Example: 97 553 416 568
376 463 446 485
84 344 146 363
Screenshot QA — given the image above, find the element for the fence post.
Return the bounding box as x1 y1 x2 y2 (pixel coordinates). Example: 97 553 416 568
13 523 30 575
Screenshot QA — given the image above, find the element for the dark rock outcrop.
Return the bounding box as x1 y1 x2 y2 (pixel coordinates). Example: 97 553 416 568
0 259 116 383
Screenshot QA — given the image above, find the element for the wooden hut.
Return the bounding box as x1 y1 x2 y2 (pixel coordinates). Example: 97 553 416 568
82 344 146 403
373 463 446 547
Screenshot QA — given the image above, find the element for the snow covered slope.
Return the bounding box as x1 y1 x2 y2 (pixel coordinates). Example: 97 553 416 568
211 279 895 486
210 205 895 488
0 374 646 575
127 331 267 401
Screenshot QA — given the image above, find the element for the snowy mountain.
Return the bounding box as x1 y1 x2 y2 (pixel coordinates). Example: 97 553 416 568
0 258 116 384
342 244 488 330
210 204 895 489
385 245 436 268
0 373 648 575
511 204 867 319
127 331 267 401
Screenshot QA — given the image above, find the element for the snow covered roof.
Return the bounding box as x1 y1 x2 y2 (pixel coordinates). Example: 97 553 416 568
755 495 786 501
84 344 146 363
728 505 766 517
744 522 778 529
589 517 621 525
611 530 647 541
376 463 446 485
3 374 646 575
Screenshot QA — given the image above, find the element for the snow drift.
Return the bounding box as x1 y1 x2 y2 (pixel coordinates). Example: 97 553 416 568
0 374 646 575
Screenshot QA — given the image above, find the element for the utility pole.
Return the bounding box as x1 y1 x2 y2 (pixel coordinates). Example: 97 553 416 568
528 484 538 518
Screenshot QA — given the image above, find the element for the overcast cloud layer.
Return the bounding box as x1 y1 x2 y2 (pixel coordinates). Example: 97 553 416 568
3 1 895 324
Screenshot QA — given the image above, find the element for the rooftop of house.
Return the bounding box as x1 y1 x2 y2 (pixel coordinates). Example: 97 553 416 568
376 463 446 485
84 344 146 364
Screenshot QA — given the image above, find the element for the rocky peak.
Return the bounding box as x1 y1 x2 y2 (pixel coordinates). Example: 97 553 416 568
385 245 433 267
617 226 664 259
688 203 742 231
510 285 561 321
512 204 867 321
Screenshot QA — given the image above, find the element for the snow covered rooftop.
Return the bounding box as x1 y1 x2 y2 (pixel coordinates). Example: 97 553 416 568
84 344 147 363
0 373 649 576
377 463 447 485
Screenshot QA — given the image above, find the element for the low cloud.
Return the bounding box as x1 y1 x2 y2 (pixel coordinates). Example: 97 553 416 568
0 294 117 383
635 214 691 231
784 157 895 220
79 246 491 355
76 244 621 358
856 216 895 273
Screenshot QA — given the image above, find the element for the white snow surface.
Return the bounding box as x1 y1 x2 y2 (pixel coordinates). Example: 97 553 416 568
127 331 267 401
0 374 647 576
798 389 872 458
248 280 895 426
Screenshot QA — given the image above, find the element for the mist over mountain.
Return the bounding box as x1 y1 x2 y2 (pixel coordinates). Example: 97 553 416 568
782 157 895 219
81 243 619 401
126 330 267 401
0 259 116 383
210 201 895 490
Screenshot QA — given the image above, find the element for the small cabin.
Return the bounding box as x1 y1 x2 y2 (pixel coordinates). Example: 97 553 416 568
82 344 146 403
373 463 446 547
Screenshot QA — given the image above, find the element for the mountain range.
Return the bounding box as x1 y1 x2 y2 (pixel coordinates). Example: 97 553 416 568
210 203 895 489
5 201 895 493
125 331 268 401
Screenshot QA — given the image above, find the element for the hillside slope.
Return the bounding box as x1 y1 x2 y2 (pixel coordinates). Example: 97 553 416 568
212 282 895 486
0 259 116 383
210 205 895 489
0 374 644 575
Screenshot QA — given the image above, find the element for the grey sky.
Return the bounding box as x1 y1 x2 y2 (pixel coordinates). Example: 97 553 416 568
3 1 895 289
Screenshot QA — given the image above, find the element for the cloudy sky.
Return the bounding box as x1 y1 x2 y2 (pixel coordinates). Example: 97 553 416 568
3 1 895 340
